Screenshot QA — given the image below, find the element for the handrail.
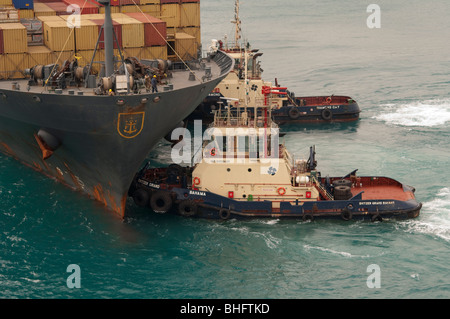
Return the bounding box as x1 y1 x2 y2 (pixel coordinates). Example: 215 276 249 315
311 175 334 200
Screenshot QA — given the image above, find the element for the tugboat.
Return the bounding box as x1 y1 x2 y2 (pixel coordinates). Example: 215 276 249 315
129 96 421 222
187 0 360 125
0 1 234 217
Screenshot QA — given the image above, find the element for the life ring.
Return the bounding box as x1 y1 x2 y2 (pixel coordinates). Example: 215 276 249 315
193 177 201 186
132 189 150 207
219 208 231 220
277 187 286 196
178 200 197 217
150 190 173 213
210 148 216 156
321 108 333 121
288 107 301 120
341 207 353 221
326 96 332 104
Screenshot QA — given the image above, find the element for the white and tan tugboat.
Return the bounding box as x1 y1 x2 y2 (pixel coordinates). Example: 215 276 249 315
130 91 420 222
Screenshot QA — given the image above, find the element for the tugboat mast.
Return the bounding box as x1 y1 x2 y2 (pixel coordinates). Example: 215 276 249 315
231 0 242 50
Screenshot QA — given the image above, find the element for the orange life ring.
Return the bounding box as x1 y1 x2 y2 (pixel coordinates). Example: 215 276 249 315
210 148 216 156
193 177 201 186
326 97 332 104
277 187 286 196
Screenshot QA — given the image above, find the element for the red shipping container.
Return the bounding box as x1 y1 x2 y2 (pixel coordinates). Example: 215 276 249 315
45 2 71 15
63 0 99 14
125 12 167 47
91 19 122 49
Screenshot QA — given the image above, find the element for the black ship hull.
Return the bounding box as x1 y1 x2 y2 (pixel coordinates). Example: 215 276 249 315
0 57 233 217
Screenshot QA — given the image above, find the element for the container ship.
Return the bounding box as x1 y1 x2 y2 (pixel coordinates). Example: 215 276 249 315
0 0 234 217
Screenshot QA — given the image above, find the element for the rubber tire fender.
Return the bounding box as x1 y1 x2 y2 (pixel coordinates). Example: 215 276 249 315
150 190 173 213
178 200 198 217
321 108 333 121
219 208 231 220
341 207 353 221
132 188 150 207
288 107 301 120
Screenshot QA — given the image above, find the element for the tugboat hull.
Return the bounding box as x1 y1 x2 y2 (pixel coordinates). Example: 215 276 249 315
129 167 421 222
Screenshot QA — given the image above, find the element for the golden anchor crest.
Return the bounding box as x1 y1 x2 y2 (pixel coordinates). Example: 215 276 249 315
117 112 145 139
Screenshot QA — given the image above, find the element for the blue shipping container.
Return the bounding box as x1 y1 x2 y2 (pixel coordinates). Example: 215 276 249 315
12 0 34 10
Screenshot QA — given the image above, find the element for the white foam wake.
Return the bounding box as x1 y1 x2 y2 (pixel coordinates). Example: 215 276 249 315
401 188 450 242
374 99 450 127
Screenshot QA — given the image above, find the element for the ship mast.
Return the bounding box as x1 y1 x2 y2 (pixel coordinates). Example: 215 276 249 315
98 0 114 76
231 0 241 49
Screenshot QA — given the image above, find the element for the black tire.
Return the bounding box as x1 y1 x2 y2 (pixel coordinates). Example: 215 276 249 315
341 208 353 221
288 107 301 120
333 179 352 188
132 188 150 207
371 213 383 222
219 208 230 220
321 108 333 121
150 191 173 213
302 213 314 222
334 185 352 200
178 200 198 217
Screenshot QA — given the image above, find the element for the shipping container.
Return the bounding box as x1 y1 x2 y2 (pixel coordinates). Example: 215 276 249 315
141 44 167 60
33 2 57 17
120 0 140 5
139 4 160 16
160 3 180 28
0 29 3 54
46 2 71 15
112 14 144 48
18 9 34 19
0 0 12 5
180 0 200 2
74 19 98 50
180 2 199 27
140 0 159 4
63 0 99 14
0 22 27 53
0 52 28 79
119 5 140 13
90 18 122 49
37 15 65 23
43 20 75 51
27 45 53 66
12 0 33 9
178 25 200 44
125 12 166 47
160 0 180 4
99 5 120 14
174 32 196 61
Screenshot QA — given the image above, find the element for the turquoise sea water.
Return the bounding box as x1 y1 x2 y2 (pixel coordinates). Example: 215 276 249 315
1 0 449 300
